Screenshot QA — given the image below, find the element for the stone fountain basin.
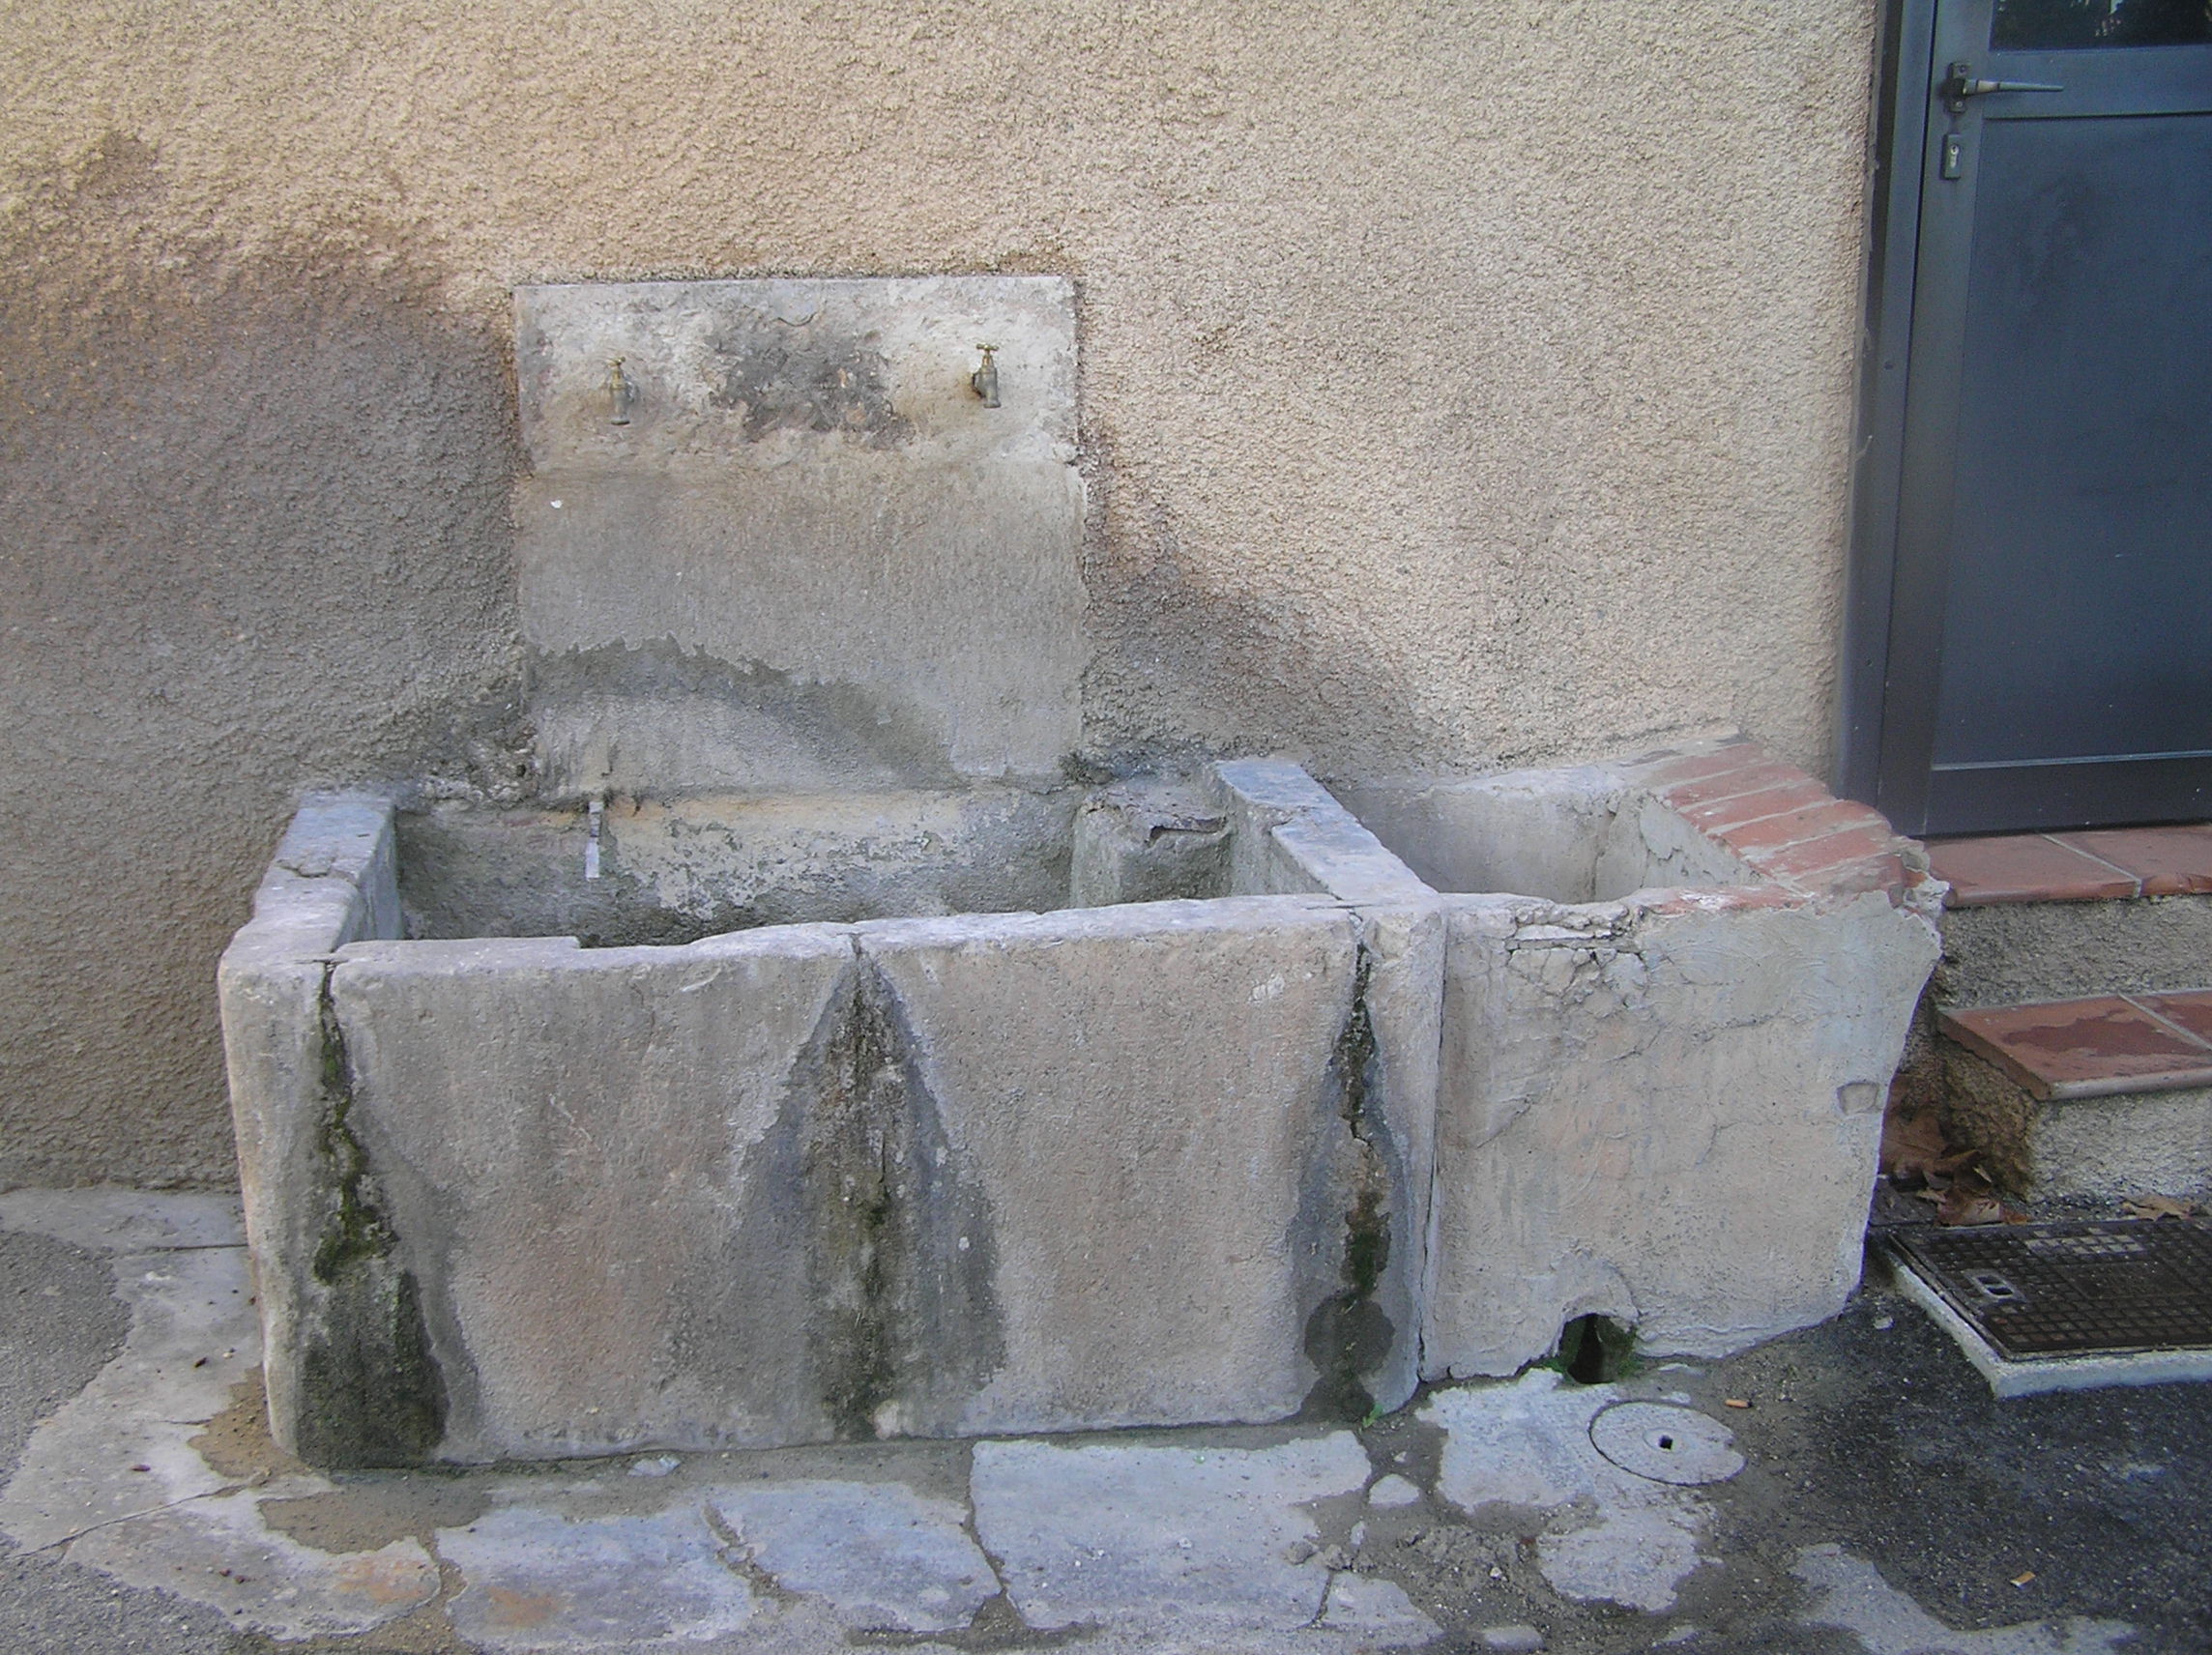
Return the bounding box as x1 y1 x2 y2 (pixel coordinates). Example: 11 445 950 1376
220 740 1936 1467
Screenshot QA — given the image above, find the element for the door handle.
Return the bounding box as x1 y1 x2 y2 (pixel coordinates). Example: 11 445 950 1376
1943 62 2064 113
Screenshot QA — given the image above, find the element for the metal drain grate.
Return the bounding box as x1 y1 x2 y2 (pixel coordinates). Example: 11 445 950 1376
1887 1218 2212 1360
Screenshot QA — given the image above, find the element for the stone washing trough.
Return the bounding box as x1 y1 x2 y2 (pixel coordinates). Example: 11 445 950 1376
220 763 1441 1467
220 740 1938 1468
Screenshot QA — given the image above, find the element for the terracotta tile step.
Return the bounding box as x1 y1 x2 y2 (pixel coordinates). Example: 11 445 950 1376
1940 990 2212 1101
1929 824 2212 906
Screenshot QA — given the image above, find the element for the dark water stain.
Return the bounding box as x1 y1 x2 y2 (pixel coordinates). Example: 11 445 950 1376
800 965 1004 1437
0 131 523 1185
702 961 1004 1444
709 331 913 448
293 968 448 1468
525 637 962 795
1301 948 1398 1422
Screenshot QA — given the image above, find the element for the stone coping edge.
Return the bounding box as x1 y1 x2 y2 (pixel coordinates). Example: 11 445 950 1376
1615 736 1942 918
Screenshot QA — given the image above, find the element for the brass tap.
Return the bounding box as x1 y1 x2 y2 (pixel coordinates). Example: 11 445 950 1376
970 344 1001 409
604 357 637 426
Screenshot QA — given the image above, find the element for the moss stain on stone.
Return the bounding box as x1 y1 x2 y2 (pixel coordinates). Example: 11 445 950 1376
295 966 448 1469
1303 947 1396 1422
810 985 904 1437
801 968 1003 1440
709 331 915 449
309 983 393 1285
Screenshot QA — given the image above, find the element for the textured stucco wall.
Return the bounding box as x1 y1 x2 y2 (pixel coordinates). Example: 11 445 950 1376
0 0 1877 1183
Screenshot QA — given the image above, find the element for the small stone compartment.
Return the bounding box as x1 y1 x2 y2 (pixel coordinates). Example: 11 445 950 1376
1337 742 1944 1380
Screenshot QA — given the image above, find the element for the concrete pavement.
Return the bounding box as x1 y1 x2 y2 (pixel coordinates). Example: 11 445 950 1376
2 1188 2206 1654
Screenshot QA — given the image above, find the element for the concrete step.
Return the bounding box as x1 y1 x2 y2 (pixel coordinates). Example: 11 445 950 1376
1929 827 2212 1009
1908 826 2212 1203
1934 992 2212 1203
1932 826 2212 907
1902 827 2212 1204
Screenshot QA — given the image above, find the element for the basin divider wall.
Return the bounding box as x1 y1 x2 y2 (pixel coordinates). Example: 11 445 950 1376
1206 760 1447 1420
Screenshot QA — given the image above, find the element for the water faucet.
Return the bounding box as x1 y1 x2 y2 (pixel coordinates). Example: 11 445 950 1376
604 357 637 425
970 344 1001 409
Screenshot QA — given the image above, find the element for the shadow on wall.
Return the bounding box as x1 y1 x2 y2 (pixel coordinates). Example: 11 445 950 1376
0 133 524 1186
1078 419 1478 778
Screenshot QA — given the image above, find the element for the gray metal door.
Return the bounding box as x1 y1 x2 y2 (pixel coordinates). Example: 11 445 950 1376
1869 0 2212 835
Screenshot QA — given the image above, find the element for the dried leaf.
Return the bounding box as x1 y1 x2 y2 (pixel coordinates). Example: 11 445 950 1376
1881 1110 1950 1186
2122 1194 2202 1220
1936 1183 2011 1227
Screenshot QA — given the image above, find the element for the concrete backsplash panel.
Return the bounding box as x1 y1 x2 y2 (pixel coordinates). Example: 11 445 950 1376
512 278 1085 790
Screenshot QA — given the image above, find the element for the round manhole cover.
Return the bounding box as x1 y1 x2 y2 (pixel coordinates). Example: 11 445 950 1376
1587 1403 1744 1486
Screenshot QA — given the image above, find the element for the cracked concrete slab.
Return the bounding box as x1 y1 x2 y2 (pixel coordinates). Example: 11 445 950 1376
1367 1472 1423 1508
1320 1570 1441 1643
969 1432 1371 1633
437 1504 758 1650
0 1241 261 1552
65 1490 437 1640
1422 1373 1719 1613
1792 1545 2133 1655
707 1478 995 1633
0 1190 245 1255
0 1192 443 1645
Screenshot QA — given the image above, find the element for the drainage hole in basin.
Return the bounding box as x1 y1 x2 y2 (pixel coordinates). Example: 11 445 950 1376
1655 1435 1675 1451
1557 1314 1637 1384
